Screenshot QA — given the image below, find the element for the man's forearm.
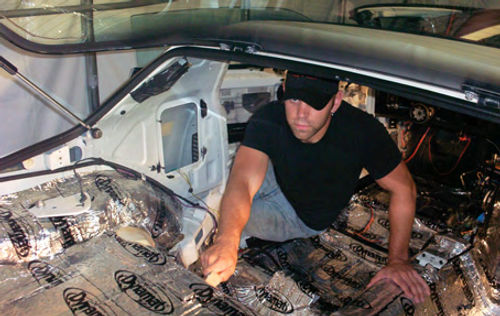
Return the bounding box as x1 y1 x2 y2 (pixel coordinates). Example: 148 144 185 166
201 146 268 283
215 188 252 248
387 187 416 263
213 146 269 248
370 163 430 303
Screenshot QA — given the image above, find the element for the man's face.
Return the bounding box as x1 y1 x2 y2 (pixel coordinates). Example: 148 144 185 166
284 97 334 144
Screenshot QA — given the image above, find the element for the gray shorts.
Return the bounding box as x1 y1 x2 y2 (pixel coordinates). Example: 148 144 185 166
240 163 324 247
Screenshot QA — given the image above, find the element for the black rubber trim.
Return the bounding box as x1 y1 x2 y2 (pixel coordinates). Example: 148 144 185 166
0 24 201 54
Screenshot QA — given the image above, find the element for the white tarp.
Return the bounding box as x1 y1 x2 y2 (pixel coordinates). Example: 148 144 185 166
0 39 88 158
0 39 137 159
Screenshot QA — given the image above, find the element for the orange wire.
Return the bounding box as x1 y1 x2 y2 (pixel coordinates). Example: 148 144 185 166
359 204 375 234
429 134 471 176
351 232 377 243
445 13 456 36
400 128 407 148
400 122 412 149
346 204 377 242
404 127 431 163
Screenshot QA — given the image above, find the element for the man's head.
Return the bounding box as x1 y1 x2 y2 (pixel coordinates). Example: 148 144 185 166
282 71 341 143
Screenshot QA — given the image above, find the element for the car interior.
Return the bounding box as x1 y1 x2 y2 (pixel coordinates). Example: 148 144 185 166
0 54 498 315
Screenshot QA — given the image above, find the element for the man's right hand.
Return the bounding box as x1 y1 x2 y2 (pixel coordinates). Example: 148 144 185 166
200 146 269 286
200 237 239 284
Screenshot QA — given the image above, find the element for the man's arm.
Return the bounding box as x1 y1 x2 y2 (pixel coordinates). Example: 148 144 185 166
200 145 269 284
366 161 430 303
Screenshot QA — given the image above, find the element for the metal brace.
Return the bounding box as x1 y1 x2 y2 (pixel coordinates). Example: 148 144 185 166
416 251 447 269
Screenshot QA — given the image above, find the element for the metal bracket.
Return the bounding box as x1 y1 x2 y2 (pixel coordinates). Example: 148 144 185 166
416 251 447 269
462 82 500 110
219 41 261 54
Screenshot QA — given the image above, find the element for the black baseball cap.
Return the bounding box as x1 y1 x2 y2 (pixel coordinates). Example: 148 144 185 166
282 71 339 110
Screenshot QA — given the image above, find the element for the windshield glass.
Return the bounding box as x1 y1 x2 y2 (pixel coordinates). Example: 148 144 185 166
1 0 498 50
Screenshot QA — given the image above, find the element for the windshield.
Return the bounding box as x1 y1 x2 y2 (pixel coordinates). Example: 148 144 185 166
1 0 499 50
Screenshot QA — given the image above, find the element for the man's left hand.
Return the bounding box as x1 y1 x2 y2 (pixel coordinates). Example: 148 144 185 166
366 261 430 304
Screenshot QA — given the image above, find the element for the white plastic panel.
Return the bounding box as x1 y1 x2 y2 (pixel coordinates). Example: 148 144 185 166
111 121 148 165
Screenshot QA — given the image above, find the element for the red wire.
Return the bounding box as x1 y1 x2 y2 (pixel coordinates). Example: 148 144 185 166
445 13 456 36
400 122 413 149
400 129 407 148
351 232 377 243
361 204 375 234
404 127 431 163
347 204 377 242
428 134 471 176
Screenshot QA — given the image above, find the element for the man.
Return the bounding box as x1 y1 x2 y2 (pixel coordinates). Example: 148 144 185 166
201 71 430 303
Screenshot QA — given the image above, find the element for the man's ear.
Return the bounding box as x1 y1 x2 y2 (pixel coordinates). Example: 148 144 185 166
331 91 344 114
282 81 286 92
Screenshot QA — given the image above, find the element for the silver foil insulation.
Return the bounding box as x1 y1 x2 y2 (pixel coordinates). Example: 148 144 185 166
219 184 500 315
0 170 183 264
0 169 254 315
0 232 256 315
1 170 499 315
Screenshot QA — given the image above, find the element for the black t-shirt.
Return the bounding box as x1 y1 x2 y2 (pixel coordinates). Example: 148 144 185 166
242 100 401 230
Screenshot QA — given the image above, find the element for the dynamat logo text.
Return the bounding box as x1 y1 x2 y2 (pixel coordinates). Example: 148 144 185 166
429 283 445 316
115 235 167 265
311 236 329 252
296 280 317 299
94 175 126 205
352 298 372 310
400 297 415 316
50 217 77 248
321 264 363 289
151 200 167 238
115 270 173 314
189 283 254 316
418 217 441 231
63 287 115 316
311 236 348 262
28 260 66 288
255 286 294 314
349 243 387 265
276 248 292 271
326 249 348 262
351 229 379 241
377 218 423 239
377 218 391 231
0 209 32 258
452 260 475 309
219 282 233 296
